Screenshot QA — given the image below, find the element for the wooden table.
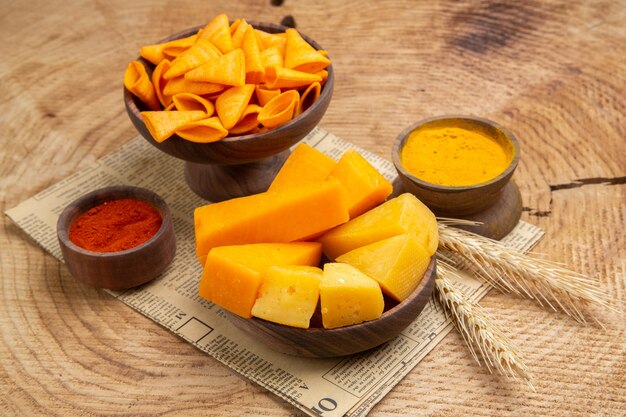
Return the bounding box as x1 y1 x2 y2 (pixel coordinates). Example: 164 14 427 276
1 1 624 415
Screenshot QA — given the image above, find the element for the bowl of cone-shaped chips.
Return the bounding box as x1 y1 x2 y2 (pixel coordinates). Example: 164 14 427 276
123 14 334 166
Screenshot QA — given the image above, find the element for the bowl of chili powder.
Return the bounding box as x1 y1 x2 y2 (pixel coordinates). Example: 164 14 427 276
57 185 176 289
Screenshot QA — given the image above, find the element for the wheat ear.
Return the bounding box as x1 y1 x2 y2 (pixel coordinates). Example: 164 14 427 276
438 224 615 324
435 262 534 389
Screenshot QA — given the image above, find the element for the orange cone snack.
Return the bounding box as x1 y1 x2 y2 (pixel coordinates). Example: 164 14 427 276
295 81 321 116
163 76 224 96
197 13 234 53
229 19 242 35
141 110 206 142
171 93 215 115
174 117 228 143
124 61 161 111
230 104 262 135
255 85 281 106
140 34 198 65
255 29 287 55
185 49 245 87
315 69 329 85
258 90 299 128
215 84 255 130
129 14 332 143
264 66 322 89
284 28 330 73
151 59 173 107
242 25 265 84
231 19 249 49
164 39 221 80
260 47 284 70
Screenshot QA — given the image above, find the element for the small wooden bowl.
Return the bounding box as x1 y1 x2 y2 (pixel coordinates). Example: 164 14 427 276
392 116 522 239
124 23 334 201
225 257 436 358
57 186 176 290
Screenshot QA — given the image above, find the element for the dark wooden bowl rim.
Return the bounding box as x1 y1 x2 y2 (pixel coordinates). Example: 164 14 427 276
249 256 436 334
57 185 173 257
123 22 334 163
392 115 520 193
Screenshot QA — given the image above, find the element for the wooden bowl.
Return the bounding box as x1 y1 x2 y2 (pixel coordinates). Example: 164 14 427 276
124 23 334 201
225 257 436 358
57 186 176 290
392 116 522 239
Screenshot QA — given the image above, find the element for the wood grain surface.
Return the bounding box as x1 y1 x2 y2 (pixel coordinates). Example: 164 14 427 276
1 1 624 416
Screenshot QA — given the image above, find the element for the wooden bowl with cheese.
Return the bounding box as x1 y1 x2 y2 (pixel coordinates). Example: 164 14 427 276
225 257 436 358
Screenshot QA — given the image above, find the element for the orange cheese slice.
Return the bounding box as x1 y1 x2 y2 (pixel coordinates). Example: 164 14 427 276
268 143 336 192
328 150 393 219
200 242 322 318
194 178 349 265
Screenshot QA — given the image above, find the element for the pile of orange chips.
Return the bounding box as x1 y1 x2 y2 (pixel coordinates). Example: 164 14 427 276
124 14 331 143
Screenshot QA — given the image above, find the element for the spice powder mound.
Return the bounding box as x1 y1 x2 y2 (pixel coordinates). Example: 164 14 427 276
69 198 162 252
401 126 513 187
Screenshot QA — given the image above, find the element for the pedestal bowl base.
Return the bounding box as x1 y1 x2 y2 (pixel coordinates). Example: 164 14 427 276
184 150 291 202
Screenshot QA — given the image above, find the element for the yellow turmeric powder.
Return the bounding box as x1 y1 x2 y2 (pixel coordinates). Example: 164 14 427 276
400 126 512 186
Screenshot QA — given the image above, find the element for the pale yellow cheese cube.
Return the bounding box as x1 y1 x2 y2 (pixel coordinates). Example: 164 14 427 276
251 265 322 328
336 233 430 302
320 263 384 329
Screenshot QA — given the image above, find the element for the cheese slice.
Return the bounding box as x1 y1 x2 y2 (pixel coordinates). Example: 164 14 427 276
251 265 322 328
268 143 336 192
194 178 349 265
336 234 430 302
318 193 438 260
320 263 384 329
199 242 322 318
328 149 393 219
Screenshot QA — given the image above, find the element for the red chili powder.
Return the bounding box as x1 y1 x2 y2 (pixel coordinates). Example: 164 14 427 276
69 198 162 252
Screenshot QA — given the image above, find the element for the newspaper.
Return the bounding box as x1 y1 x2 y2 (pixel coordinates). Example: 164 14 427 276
5 127 544 417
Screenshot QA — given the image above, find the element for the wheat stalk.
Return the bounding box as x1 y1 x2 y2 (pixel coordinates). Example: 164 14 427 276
435 262 534 389
437 223 615 324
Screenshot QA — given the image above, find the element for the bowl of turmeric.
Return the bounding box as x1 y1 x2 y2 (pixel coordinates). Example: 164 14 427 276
57 185 176 290
392 116 521 237
123 14 334 202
